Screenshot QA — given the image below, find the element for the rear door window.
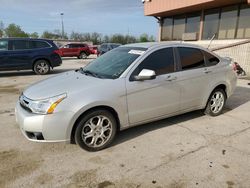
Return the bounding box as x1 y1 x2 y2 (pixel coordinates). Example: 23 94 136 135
203 51 220 66
133 47 175 76
178 47 205 70
0 40 8 51
30 41 50 49
11 40 30 50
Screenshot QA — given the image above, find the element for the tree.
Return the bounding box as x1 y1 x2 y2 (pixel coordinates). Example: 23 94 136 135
41 31 60 39
0 21 4 37
91 32 102 45
70 31 84 41
4 23 29 37
29 32 39 38
139 33 150 42
102 35 110 43
54 29 68 39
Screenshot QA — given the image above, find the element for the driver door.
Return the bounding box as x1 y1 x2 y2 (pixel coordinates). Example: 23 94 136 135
126 47 181 125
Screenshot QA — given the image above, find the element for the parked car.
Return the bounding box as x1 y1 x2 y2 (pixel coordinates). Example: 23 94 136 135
57 43 91 59
15 42 237 151
97 43 121 56
0 38 62 75
89 46 98 55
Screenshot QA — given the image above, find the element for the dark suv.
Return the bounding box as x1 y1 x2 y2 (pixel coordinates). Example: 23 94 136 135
97 43 121 56
0 38 62 75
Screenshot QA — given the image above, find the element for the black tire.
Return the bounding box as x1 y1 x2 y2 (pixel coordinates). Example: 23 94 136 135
33 60 50 75
75 109 117 151
204 88 226 116
79 52 87 59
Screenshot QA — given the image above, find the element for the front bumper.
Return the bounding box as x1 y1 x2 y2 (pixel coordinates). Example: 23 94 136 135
15 102 74 143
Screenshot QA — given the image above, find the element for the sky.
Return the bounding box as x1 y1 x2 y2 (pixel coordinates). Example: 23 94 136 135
0 0 158 38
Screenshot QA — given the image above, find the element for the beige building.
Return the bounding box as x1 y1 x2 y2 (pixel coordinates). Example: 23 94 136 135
144 0 250 75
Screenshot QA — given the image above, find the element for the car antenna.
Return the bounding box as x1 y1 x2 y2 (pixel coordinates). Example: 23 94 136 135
207 33 217 49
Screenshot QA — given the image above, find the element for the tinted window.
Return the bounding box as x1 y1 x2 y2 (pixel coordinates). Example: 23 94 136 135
101 44 107 50
0 40 8 51
31 41 50 49
134 48 175 76
173 16 185 40
111 44 120 49
162 18 173 41
186 13 200 34
178 47 205 70
218 5 238 39
202 9 220 40
237 4 250 38
11 40 29 50
203 51 220 66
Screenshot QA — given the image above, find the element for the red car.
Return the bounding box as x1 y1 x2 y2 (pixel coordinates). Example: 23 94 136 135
89 46 98 55
57 43 91 59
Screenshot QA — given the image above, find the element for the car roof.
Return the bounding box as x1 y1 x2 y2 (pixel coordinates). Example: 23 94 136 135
0 37 53 42
101 43 121 45
67 43 86 45
123 42 208 51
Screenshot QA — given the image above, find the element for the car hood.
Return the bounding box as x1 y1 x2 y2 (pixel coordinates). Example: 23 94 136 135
23 71 108 100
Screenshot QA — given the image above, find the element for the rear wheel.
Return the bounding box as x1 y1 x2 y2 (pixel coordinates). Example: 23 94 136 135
78 52 87 59
204 88 226 116
75 109 117 151
33 60 50 75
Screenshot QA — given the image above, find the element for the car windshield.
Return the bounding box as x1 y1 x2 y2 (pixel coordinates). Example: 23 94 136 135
80 47 147 79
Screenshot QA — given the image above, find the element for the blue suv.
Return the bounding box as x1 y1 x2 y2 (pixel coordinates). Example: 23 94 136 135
0 38 62 75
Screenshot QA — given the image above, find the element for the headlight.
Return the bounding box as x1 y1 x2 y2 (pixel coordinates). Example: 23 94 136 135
28 93 67 115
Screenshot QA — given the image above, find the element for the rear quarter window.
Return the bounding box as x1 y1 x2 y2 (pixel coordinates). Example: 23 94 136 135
31 41 51 49
203 51 220 66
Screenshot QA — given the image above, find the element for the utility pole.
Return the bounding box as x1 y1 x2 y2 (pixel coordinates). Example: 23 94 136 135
60 13 64 39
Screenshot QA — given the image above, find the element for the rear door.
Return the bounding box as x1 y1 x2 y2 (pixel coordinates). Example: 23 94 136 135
71 44 80 55
0 39 9 69
175 47 211 110
7 40 32 69
60 44 72 56
126 47 181 124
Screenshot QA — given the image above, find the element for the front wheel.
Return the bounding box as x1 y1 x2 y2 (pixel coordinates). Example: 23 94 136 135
204 89 226 116
75 110 117 151
78 52 87 59
33 60 50 75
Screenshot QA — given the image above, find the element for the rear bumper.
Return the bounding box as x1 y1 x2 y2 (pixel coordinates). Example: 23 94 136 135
15 102 74 143
50 54 62 68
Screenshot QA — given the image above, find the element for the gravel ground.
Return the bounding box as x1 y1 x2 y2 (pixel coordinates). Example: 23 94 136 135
0 56 250 188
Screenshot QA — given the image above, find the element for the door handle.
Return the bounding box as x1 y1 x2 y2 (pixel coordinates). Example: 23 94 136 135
165 75 177 81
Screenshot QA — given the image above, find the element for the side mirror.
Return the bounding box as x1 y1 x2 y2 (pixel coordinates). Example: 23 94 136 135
133 69 156 81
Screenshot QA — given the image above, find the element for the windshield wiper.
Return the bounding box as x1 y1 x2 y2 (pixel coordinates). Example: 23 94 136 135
79 68 102 78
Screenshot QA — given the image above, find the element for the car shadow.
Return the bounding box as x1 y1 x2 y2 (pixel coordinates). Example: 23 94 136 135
112 85 250 147
62 57 96 61
0 69 76 77
112 110 204 147
224 86 250 111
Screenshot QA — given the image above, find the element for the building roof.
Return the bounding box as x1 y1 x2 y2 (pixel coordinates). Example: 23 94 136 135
144 0 250 17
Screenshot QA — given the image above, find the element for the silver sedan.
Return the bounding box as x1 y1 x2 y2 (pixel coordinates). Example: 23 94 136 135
15 42 237 151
